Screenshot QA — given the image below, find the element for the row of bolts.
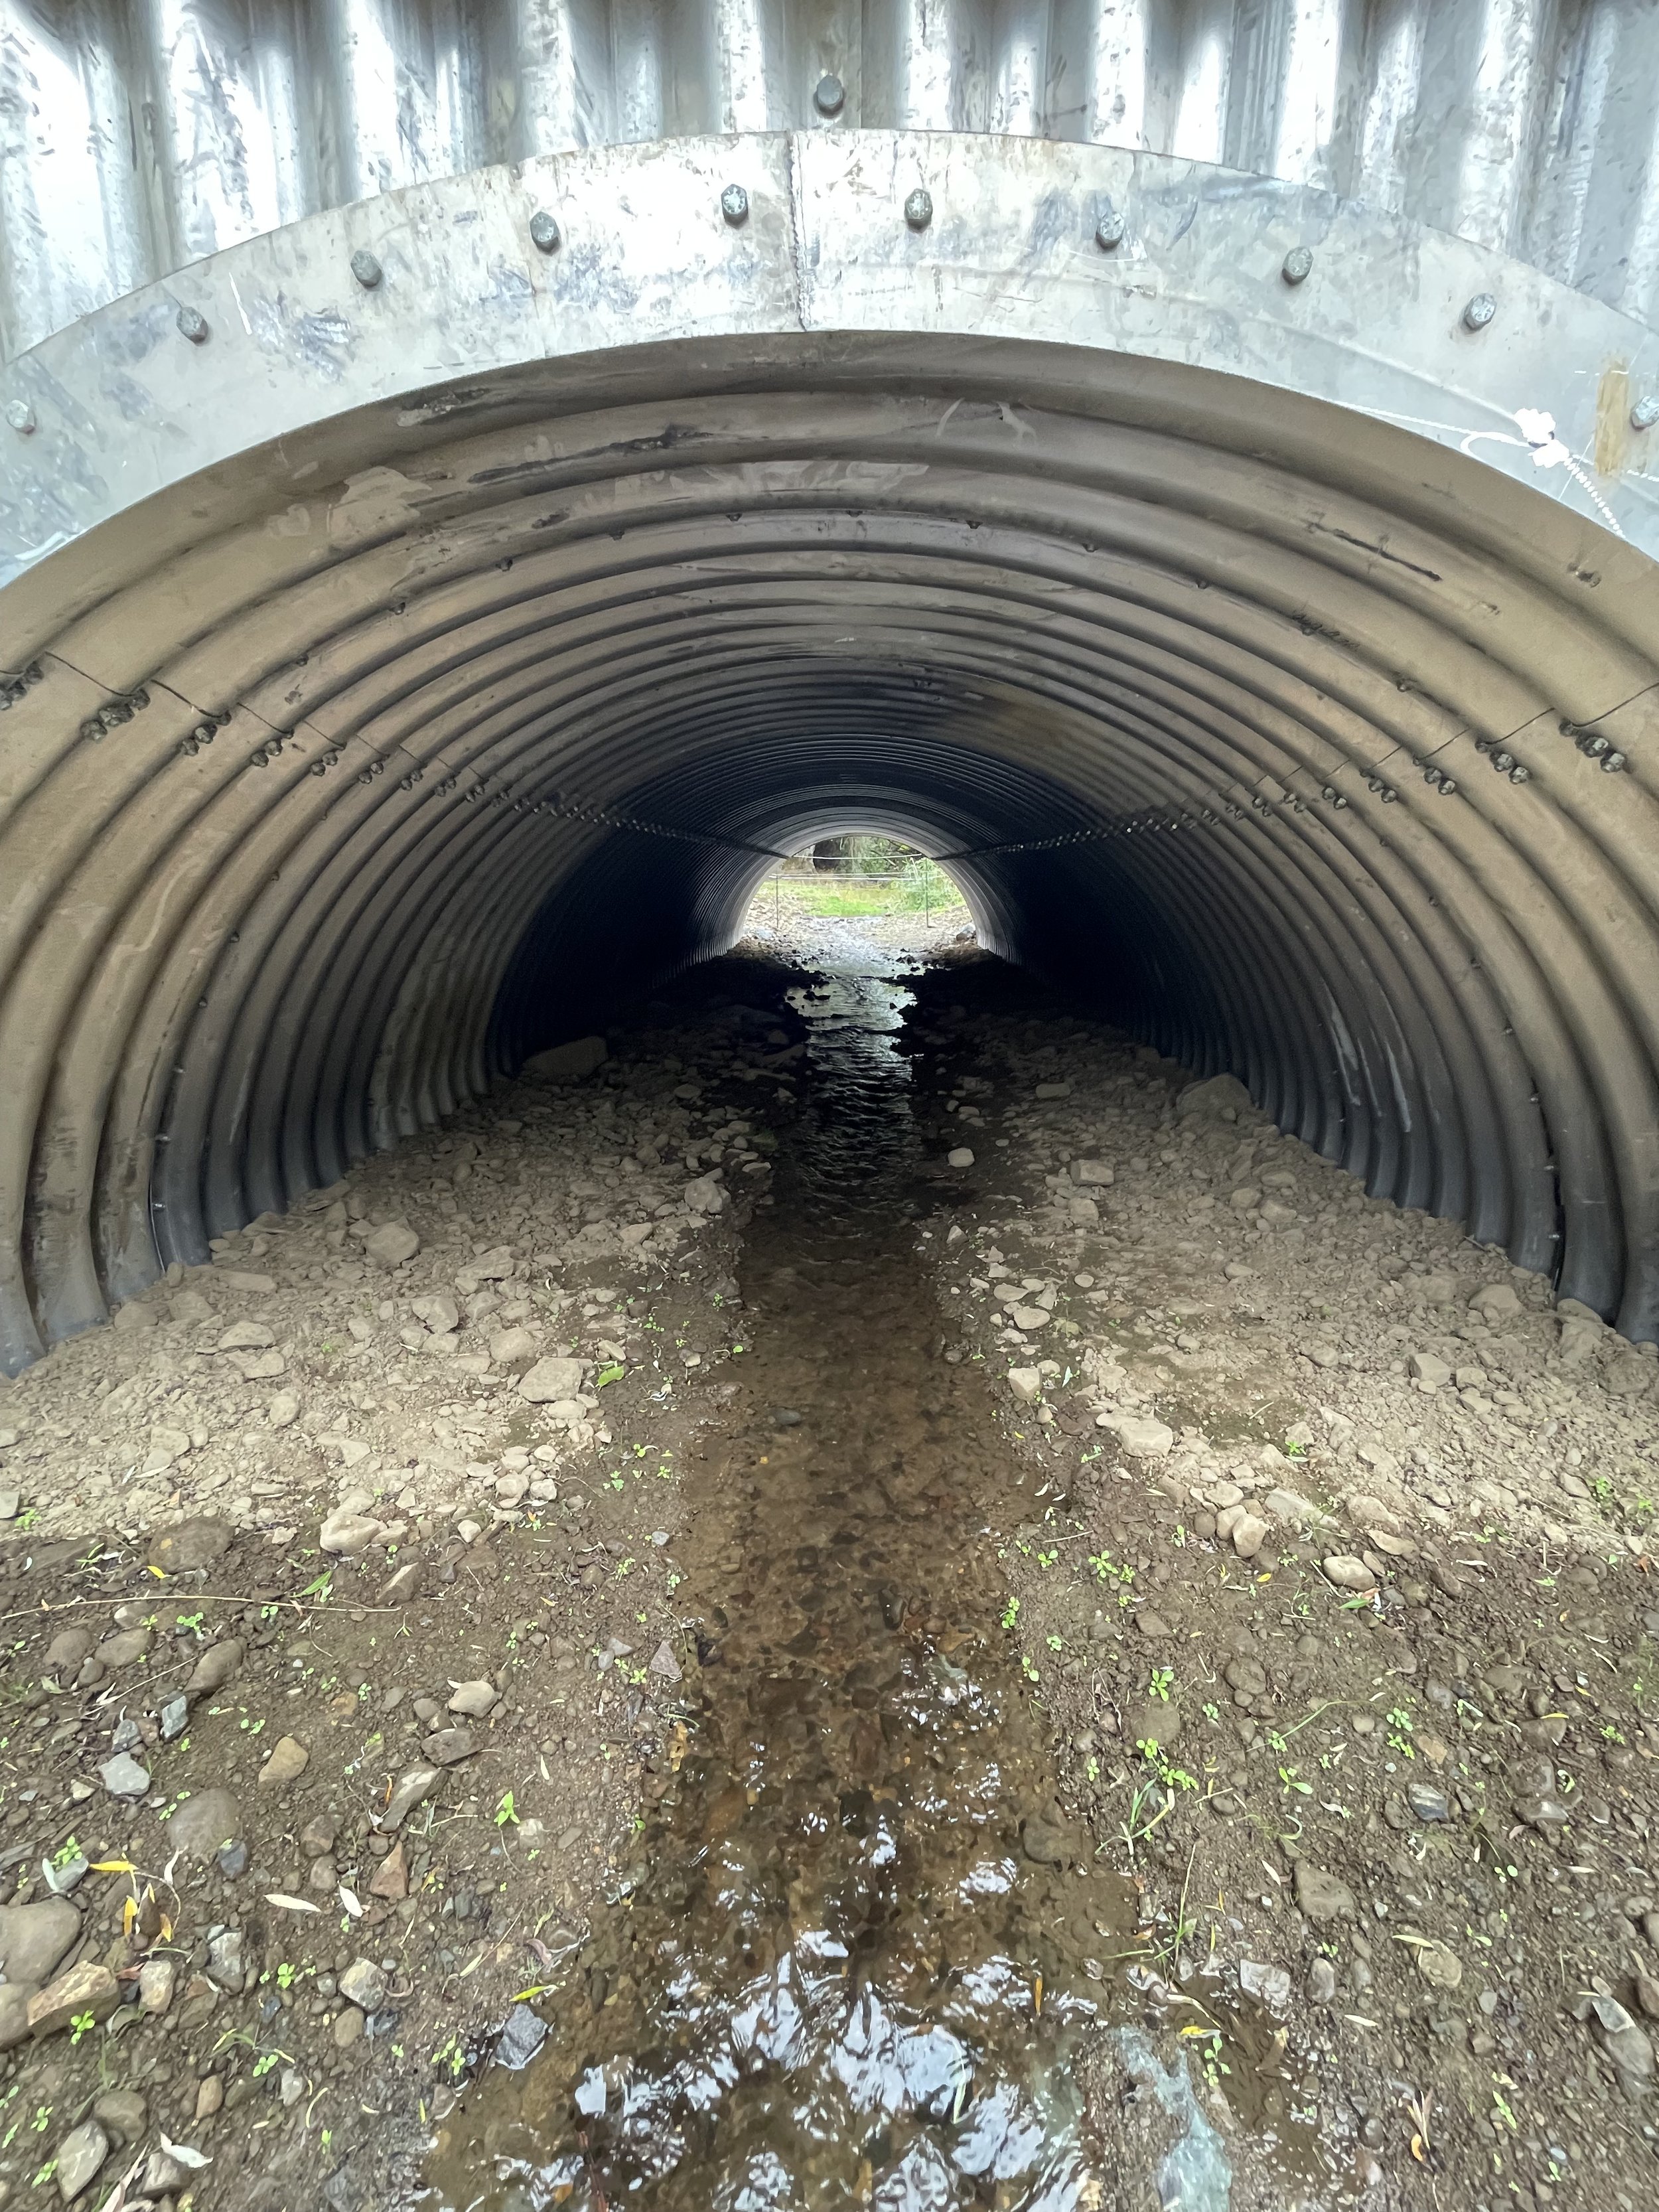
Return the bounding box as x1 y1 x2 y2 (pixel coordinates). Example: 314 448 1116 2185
7 70 1658 439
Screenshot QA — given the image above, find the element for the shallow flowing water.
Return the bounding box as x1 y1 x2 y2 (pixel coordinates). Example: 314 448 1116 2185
421 957 1228 2210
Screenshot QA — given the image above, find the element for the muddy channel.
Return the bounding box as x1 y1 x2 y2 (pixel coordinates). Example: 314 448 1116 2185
423 962 1248 2209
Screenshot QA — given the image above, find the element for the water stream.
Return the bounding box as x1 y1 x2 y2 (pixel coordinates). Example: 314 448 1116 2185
421 954 1233 2210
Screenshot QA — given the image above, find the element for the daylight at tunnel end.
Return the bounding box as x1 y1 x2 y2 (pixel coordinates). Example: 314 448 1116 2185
3 127 1659 1379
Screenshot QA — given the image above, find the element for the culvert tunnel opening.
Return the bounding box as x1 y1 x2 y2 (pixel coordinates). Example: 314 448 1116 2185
5 321 1659 1379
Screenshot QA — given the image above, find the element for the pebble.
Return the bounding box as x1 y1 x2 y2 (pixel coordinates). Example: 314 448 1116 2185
338 1958 388 2012
1293 1864 1356 1923
1407 1781 1451 1822
138 1958 176 2014
1321 1555 1376 1593
147 1517 232 1573
1307 1957 1338 2005
381 1765 443 1828
90 2091 147 2148
257 1735 311 1788
98 1751 151 1800
947 1147 975 1168
364 1219 420 1267
447 1679 500 1718
1239 1960 1291 2012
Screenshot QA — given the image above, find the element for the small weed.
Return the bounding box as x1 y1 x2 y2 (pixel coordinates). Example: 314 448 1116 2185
1148 1668 1173 1702
68 2012 95 2047
1000 1597 1020 1630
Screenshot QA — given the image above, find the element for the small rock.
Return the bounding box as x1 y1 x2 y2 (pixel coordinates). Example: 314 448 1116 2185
447 1680 500 1718
1069 1159 1114 1185
1231 1514 1269 1560
137 1959 175 2014
487 1326 540 1370
90 2091 147 2148
111 1301 157 1333
380 1766 442 1828
649 1639 682 1682
98 1752 151 1801
519 1356 586 1404
1177 1074 1252 1120
216 1840 248 1880
258 1735 309 1789
1412 1939 1462 1990
159 1694 188 1741
332 2008 365 2049
94 1627 151 1669
368 1843 408 1901
147 1517 232 1574
1097 1414 1174 1459
1020 1811 1071 1867
215 1321 273 1353
338 1958 388 2012
1293 1864 1356 1923
195 2075 224 2121
1224 1657 1267 1698
411 1293 460 1335
45 1629 95 1676
1307 1957 1338 2005
1407 1781 1451 1823
165 1788 244 1859
52 2119 108 2202
1407 1352 1452 1388
267 1392 300 1430
683 1173 728 1215
947 1147 975 1168
364 1219 420 1268
425 1728 477 1765
1239 1960 1291 2012
1006 1367 1043 1404
1469 1283 1521 1321
1321 1556 1377 1593
184 1639 244 1698
320 1507 384 1556
496 2001 548 2070
206 1929 245 1990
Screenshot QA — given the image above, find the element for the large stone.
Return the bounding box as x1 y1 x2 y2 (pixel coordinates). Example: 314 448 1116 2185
98 1753 151 1800
52 2120 108 2202
364 1218 419 1268
520 1357 586 1404
94 1628 151 1669
522 1035 608 1081
1177 1073 1253 1120
29 1960 118 2038
487 1326 540 1371
412 1293 460 1334
682 1173 727 1215
1068 1158 1114 1185
0 1900 81 1988
1468 1282 1521 1321
147 1517 232 1574
0 1985 35 2049
165 1789 244 1860
1292 1864 1356 1923
1407 1351 1452 1388
216 1321 273 1352
1006 1368 1042 1404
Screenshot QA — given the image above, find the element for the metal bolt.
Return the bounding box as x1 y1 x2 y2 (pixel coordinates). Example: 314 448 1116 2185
5 398 36 435
1462 291 1497 331
350 249 383 289
1095 205 1125 250
1491 751 1514 773
1601 750 1627 772
1281 246 1313 285
814 73 845 117
175 305 209 344
1437 777 1458 796
529 210 561 253
1508 763 1530 784
721 184 749 226
1631 394 1659 431
904 187 933 230
1579 732 1609 757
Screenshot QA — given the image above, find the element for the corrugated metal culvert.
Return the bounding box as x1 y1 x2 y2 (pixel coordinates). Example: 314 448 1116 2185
1 2 1658 1372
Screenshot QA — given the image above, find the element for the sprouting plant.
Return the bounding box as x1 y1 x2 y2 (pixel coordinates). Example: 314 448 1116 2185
1036 1549 1058 1570
68 2012 95 2047
261 1603 280 1621
50 1836 80 1871
1045 1635 1063 1652
1136 1741 1196 1792
1602 1724 1627 1745
175 1611 204 1635
495 1792 519 1828
1201 1701 1220 1724
1021 1654 1041 1683
1277 1764 1313 1798
1000 1597 1020 1630
1387 1705 1416 1760
252 2051 281 2079
1148 1668 1173 1703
